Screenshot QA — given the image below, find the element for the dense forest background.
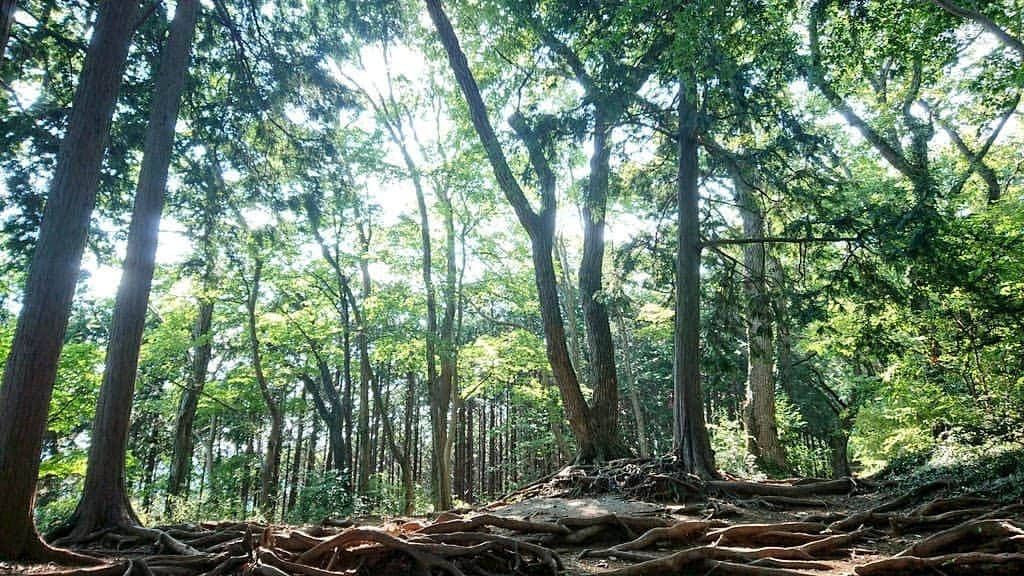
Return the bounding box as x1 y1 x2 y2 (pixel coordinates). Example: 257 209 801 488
0 0 1022 543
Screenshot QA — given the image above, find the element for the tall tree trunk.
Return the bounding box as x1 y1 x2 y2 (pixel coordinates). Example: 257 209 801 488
244 256 283 518
465 400 474 503
0 0 139 561
672 86 718 479
341 240 375 496
614 309 649 458
167 298 213 506
426 0 622 461
341 298 354 476
732 165 787 473
287 396 306 513
579 115 627 460
0 0 15 62
555 236 583 376
169 151 222 506
65 0 199 538
200 416 216 507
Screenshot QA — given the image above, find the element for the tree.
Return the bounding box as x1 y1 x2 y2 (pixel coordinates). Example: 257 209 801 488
731 162 788 473
425 0 624 462
672 83 718 478
60 0 199 539
0 0 139 561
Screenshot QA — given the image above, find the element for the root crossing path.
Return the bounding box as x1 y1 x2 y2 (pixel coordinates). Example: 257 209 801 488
4 464 1023 575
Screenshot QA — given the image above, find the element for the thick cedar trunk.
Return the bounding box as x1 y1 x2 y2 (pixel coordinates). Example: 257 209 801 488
67 0 198 537
0 0 138 560
732 166 788 473
673 87 718 479
83 0 203 522
615 310 649 458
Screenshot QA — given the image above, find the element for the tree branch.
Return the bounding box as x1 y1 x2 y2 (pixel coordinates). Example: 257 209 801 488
931 0 1024 58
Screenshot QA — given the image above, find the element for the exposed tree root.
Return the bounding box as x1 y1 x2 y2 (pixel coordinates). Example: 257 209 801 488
19 460 1023 576
855 552 1024 575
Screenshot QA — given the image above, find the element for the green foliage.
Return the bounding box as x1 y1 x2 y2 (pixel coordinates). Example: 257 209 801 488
292 472 355 522
708 415 762 479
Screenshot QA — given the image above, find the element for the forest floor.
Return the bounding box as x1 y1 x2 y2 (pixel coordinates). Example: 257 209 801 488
6 457 1024 575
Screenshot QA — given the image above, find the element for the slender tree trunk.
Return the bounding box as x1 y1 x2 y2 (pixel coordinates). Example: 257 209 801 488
341 299 354 477
615 310 649 458
343 248 375 496
168 298 213 504
0 0 139 561
287 397 305 513
244 256 283 518
465 400 474 503
732 165 787 473
555 236 583 376
200 416 216 507
141 425 159 513
672 86 718 479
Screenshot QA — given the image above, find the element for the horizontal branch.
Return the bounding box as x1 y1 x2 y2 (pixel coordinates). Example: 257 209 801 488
701 236 859 248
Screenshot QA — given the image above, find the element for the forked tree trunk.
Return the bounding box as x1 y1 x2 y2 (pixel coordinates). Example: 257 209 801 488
66 1 200 537
672 86 718 479
732 165 788 473
579 115 627 460
425 0 629 462
0 0 138 561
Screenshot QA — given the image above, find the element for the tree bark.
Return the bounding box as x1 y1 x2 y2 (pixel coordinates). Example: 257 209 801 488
64 0 200 537
731 164 788 473
0 0 15 63
0 0 139 561
672 85 718 479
